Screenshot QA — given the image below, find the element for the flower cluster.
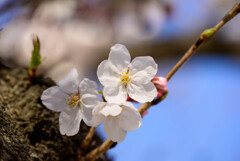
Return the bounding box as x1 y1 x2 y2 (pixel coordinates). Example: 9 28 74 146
41 44 162 142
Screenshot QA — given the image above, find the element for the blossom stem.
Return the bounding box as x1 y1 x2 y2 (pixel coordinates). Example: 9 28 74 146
84 3 240 161
138 102 152 116
85 138 113 161
80 127 96 151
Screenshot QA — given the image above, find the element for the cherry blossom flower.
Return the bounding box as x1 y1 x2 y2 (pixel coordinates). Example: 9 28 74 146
91 102 142 142
41 68 99 136
97 44 158 103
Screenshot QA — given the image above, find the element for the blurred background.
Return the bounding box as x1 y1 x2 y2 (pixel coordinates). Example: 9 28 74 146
0 0 240 161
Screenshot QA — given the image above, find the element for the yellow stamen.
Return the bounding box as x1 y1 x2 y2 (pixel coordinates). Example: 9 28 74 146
65 94 81 109
120 67 133 86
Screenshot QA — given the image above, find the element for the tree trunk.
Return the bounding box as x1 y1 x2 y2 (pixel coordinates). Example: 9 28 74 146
0 64 109 161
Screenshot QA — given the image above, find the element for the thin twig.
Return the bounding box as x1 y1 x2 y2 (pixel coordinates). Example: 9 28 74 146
81 127 97 151
84 3 240 161
165 2 240 81
138 102 152 116
85 139 113 161
138 2 240 120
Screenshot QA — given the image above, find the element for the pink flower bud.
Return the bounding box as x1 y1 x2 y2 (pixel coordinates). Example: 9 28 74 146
151 76 168 98
157 91 164 98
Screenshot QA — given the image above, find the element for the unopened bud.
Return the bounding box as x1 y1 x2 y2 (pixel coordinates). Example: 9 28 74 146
151 76 168 98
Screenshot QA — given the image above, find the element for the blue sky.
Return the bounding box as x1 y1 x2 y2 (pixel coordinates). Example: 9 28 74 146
96 54 240 161
0 1 21 29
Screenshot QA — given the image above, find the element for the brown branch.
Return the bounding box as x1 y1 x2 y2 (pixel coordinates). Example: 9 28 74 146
85 139 113 161
138 102 152 116
84 3 240 161
81 127 97 151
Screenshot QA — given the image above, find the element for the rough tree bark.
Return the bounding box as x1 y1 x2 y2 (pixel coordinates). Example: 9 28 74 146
0 63 109 161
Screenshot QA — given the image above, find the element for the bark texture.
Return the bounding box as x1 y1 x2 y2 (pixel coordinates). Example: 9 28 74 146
0 65 109 161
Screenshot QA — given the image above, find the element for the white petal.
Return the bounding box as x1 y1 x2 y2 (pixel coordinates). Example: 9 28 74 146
81 93 99 108
79 78 98 92
108 44 131 73
59 107 82 136
118 102 142 131
103 84 127 103
104 117 127 142
82 106 93 126
41 86 68 112
97 60 120 87
100 104 122 117
128 82 157 103
79 78 99 108
129 56 157 85
91 102 106 127
58 68 80 94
